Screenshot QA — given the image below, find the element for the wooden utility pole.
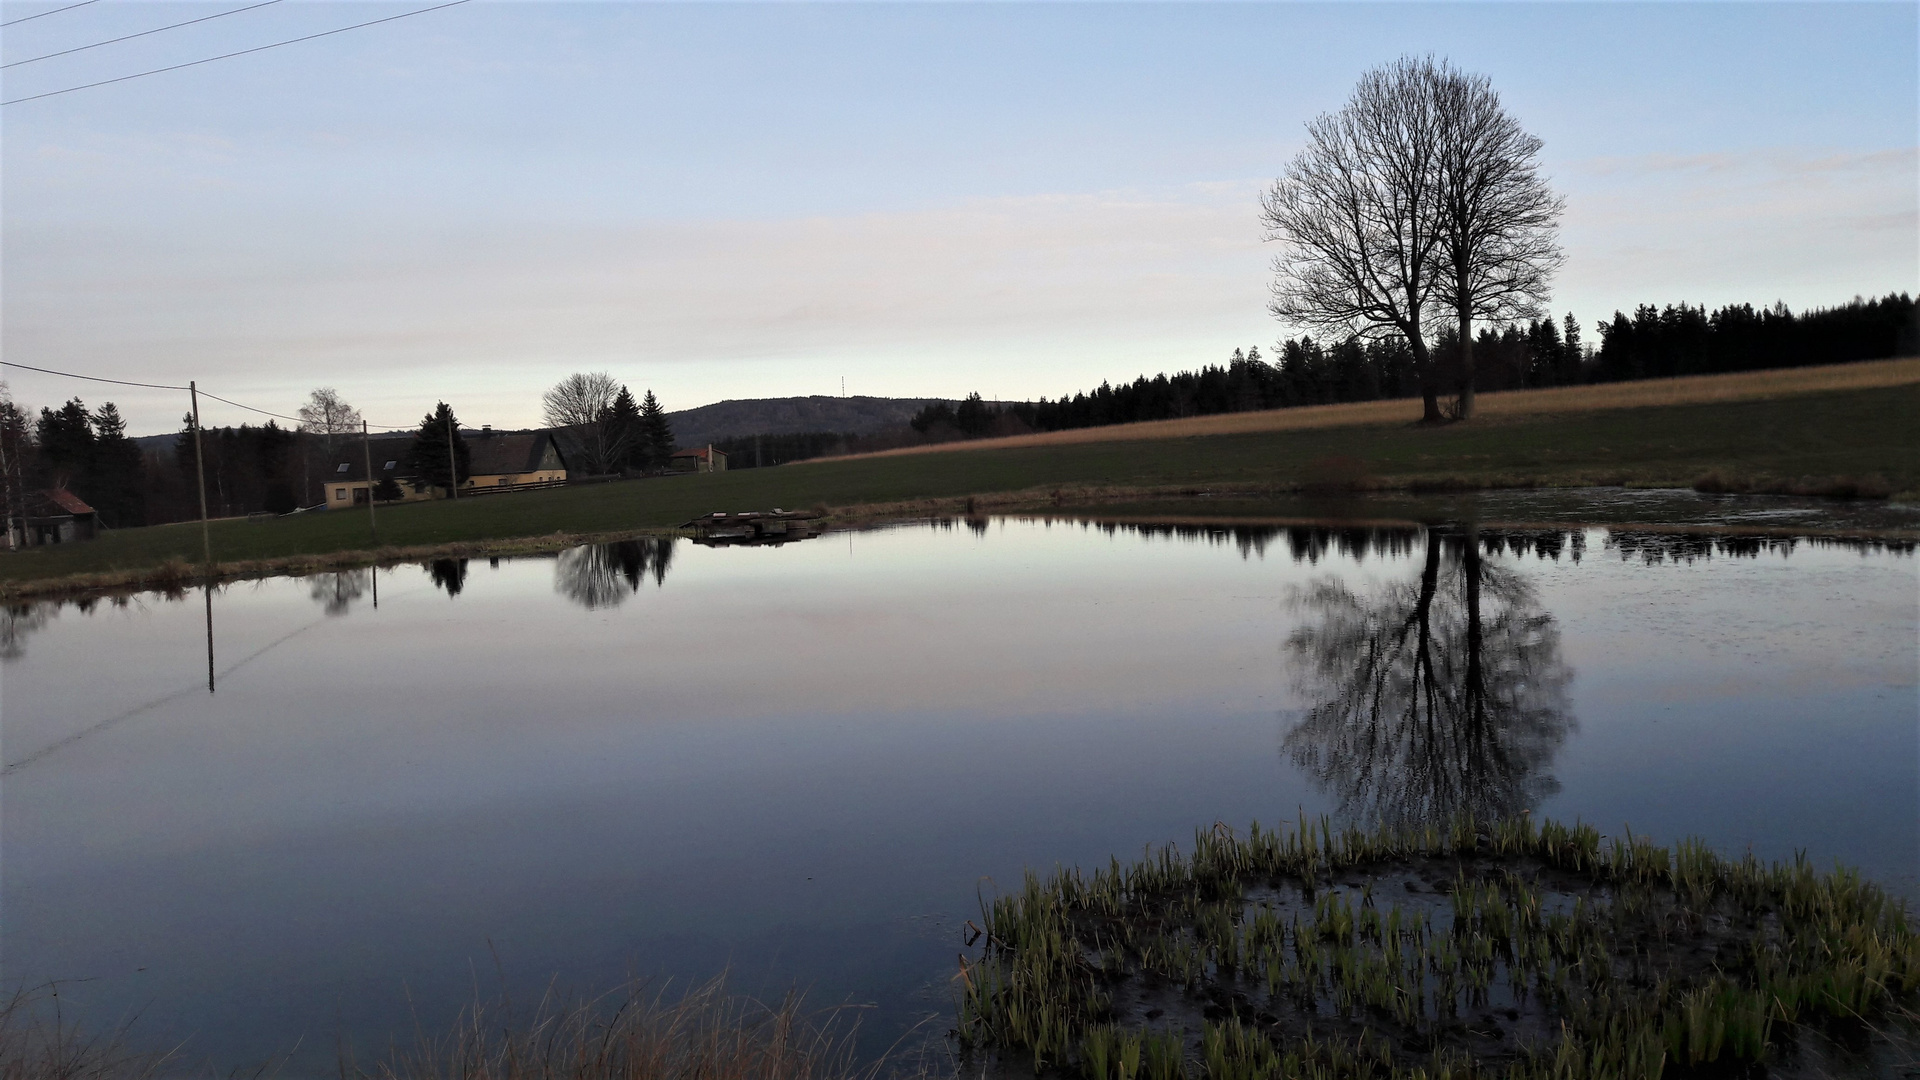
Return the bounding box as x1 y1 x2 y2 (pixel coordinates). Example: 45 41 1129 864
189 381 212 569
445 409 459 500
191 380 215 694
361 420 378 542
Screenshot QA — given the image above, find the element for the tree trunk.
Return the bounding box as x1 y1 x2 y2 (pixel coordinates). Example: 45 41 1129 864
1409 335 1444 423
1456 297 1476 419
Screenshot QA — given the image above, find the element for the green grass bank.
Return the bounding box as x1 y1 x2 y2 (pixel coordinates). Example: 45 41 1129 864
4 382 1915 596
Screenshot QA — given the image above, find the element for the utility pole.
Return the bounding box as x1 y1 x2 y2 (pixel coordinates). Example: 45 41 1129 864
189 381 212 570
361 419 378 543
0 424 18 550
191 380 215 694
445 409 459 500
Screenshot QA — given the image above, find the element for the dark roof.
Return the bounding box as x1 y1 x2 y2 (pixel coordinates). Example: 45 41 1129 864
328 436 416 483
467 431 560 477
671 446 725 461
546 425 594 474
41 488 94 515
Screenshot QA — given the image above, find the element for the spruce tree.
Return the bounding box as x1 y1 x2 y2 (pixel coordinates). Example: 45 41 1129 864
638 390 674 471
89 402 146 526
607 386 642 471
35 398 94 488
408 402 470 495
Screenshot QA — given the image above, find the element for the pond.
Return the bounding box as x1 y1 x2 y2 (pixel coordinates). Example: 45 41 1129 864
2 505 1915 1072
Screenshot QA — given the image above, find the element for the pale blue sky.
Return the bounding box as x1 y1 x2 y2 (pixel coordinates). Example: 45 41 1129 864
3 1 1915 435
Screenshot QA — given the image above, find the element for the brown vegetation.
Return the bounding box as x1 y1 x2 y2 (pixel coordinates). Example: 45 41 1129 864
1693 469 1895 499
814 356 1920 462
2 978 931 1080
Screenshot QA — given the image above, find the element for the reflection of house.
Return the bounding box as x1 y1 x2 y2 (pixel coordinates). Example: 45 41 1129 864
670 446 726 474
11 488 98 546
323 436 429 510
463 430 567 493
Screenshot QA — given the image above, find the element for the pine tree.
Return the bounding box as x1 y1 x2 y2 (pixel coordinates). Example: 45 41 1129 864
89 402 146 526
408 402 470 495
36 399 95 492
638 390 674 471
607 386 642 471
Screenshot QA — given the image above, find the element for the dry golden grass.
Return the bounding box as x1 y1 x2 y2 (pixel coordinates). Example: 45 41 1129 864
818 357 1920 461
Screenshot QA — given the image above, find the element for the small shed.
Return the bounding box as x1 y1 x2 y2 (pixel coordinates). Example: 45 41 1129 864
670 446 727 474
14 488 98 546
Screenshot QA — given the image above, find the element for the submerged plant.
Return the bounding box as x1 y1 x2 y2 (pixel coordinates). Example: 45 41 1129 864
955 815 1919 1080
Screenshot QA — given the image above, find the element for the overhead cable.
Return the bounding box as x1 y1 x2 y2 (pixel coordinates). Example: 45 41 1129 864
1 359 423 432
0 0 98 28
0 359 188 391
2 0 471 106
4 0 285 70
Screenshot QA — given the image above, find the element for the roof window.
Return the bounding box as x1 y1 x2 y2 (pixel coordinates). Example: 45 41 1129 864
383 460 397 470
335 463 350 474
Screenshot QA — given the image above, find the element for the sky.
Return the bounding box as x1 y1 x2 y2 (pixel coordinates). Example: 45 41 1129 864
1 1 1915 436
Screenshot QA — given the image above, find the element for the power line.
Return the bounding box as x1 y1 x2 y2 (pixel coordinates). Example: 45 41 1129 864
0 359 188 391
1 359 422 432
0 0 97 28
1 0 471 106
3 0 285 70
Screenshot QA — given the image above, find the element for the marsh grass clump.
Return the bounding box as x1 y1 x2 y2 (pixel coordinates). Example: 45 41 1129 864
956 816 1919 1079
0 986 168 1080
348 977 932 1080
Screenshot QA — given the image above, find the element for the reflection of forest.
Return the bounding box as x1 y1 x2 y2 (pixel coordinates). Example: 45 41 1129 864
429 559 468 596
555 538 676 610
1283 531 1574 828
1089 519 1910 565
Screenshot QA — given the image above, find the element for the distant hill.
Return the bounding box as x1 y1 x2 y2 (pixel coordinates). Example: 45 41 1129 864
129 396 965 455
664 396 947 448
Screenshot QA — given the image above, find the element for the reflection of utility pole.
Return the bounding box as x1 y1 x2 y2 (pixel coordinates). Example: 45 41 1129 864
362 420 378 543
203 583 215 693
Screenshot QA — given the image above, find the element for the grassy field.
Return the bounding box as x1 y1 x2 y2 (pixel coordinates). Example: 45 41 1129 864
833 355 1920 459
2 370 1916 595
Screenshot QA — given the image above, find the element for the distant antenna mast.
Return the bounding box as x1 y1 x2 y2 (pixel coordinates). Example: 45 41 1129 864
841 376 845 397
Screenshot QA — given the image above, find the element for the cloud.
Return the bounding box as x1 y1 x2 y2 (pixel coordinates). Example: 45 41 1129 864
1 184 1278 432
1551 145 1917 322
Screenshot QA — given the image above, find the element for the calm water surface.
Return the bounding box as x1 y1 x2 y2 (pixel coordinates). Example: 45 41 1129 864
2 517 1915 1071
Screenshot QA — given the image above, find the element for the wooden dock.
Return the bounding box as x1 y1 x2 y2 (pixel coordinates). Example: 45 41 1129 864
681 509 823 546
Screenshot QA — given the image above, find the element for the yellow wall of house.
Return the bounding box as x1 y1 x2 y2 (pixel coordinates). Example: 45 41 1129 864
464 469 565 490
326 480 436 508
326 481 368 509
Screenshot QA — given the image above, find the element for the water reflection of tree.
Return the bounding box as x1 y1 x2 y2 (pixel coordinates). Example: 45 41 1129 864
308 570 369 616
1 602 56 660
429 559 469 597
555 538 676 610
1283 532 1574 827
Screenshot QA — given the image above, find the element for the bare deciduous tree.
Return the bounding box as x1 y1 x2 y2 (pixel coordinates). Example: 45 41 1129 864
1263 56 1450 422
542 372 633 475
1263 56 1564 423
1432 63 1564 418
297 388 362 449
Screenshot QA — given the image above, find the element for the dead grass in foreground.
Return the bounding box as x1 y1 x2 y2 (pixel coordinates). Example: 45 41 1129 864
816 357 1920 461
2 978 937 1080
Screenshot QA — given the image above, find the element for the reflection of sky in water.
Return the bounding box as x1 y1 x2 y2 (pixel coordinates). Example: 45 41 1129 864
1 520 1914 1072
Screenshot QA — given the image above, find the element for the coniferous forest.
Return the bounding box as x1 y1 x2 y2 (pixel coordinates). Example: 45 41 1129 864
980 293 1916 438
